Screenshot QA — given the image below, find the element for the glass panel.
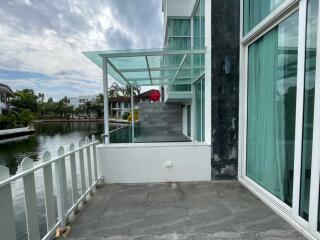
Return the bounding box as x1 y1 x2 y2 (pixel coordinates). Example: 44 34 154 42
193 0 205 75
195 77 205 141
109 56 147 70
246 12 298 205
168 37 191 49
243 0 285 35
83 48 205 87
299 0 319 221
170 84 191 92
187 105 191 137
122 71 150 79
167 19 191 36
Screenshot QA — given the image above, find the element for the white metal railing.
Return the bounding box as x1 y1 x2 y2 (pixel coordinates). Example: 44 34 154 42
0 135 102 240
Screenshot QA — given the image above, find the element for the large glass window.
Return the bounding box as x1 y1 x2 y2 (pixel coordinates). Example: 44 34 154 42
246 12 299 205
299 0 319 221
195 77 205 142
193 0 205 142
166 19 191 92
243 0 285 35
193 0 205 76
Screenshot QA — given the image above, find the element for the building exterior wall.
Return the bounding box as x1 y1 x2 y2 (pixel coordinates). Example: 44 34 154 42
69 95 97 108
211 0 240 179
138 102 183 134
97 142 211 183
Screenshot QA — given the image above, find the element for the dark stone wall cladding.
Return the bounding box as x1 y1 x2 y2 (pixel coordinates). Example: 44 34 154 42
138 102 183 134
211 0 240 179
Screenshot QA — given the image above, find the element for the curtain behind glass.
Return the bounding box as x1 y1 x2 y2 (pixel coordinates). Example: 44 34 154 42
247 28 285 199
168 19 191 36
247 12 298 204
243 0 285 35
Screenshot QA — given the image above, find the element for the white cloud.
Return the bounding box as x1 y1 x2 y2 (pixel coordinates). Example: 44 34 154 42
0 0 163 100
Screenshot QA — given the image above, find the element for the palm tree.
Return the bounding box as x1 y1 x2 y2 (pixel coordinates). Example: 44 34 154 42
122 85 141 97
108 83 122 99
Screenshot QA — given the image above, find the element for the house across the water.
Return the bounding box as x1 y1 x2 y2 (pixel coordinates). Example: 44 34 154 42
0 83 14 115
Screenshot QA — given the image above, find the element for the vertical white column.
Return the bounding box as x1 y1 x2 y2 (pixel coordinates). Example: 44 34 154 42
42 151 56 231
55 147 67 229
92 135 98 181
78 140 86 203
21 158 40 240
309 0 320 232
292 0 307 217
103 57 109 144
131 86 135 143
204 0 212 144
0 166 16 240
238 0 244 179
69 143 79 210
85 136 92 187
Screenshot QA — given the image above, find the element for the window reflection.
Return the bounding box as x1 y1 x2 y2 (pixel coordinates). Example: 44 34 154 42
247 12 299 204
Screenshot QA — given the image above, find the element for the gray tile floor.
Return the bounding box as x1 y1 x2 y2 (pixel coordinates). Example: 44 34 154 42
67 181 305 240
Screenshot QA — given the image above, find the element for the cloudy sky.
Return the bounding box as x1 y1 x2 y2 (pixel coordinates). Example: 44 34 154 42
0 0 163 100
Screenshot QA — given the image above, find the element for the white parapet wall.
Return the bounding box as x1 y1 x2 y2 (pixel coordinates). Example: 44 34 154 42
97 142 211 183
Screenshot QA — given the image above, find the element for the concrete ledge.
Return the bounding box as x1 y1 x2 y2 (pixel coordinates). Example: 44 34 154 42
0 126 35 140
97 142 211 183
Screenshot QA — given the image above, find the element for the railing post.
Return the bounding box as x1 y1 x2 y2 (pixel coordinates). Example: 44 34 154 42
42 151 56 232
69 142 79 213
92 135 98 181
0 166 16 240
56 147 67 229
85 137 92 188
21 157 40 240
78 140 86 203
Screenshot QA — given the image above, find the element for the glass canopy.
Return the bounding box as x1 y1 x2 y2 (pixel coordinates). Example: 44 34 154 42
83 48 206 86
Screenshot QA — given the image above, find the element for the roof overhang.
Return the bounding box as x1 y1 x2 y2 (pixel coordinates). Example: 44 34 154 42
83 48 205 87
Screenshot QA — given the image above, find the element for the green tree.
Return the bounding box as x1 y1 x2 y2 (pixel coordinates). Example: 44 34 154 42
11 89 39 113
108 82 122 99
122 85 141 97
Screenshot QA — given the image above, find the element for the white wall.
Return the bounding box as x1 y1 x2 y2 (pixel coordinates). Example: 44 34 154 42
163 0 197 17
97 142 211 183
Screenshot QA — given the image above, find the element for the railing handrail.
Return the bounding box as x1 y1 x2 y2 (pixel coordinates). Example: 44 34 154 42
0 135 102 240
0 140 99 188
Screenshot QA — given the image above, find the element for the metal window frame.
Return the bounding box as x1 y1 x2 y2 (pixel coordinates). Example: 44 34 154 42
238 0 320 239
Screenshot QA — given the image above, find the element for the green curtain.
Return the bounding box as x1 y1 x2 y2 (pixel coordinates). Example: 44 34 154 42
168 19 191 36
247 28 286 200
167 19 192 92
243 0 285 35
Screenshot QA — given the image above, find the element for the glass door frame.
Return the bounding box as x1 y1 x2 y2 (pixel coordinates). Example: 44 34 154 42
238 0 320 238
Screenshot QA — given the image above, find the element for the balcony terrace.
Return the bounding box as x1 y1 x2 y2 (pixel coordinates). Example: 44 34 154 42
67 181 305 240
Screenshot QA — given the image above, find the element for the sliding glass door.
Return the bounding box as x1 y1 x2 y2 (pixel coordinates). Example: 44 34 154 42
246 12 299 205
242 0 320 237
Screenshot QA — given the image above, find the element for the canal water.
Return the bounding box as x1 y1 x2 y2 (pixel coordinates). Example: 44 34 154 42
0 121 133 239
